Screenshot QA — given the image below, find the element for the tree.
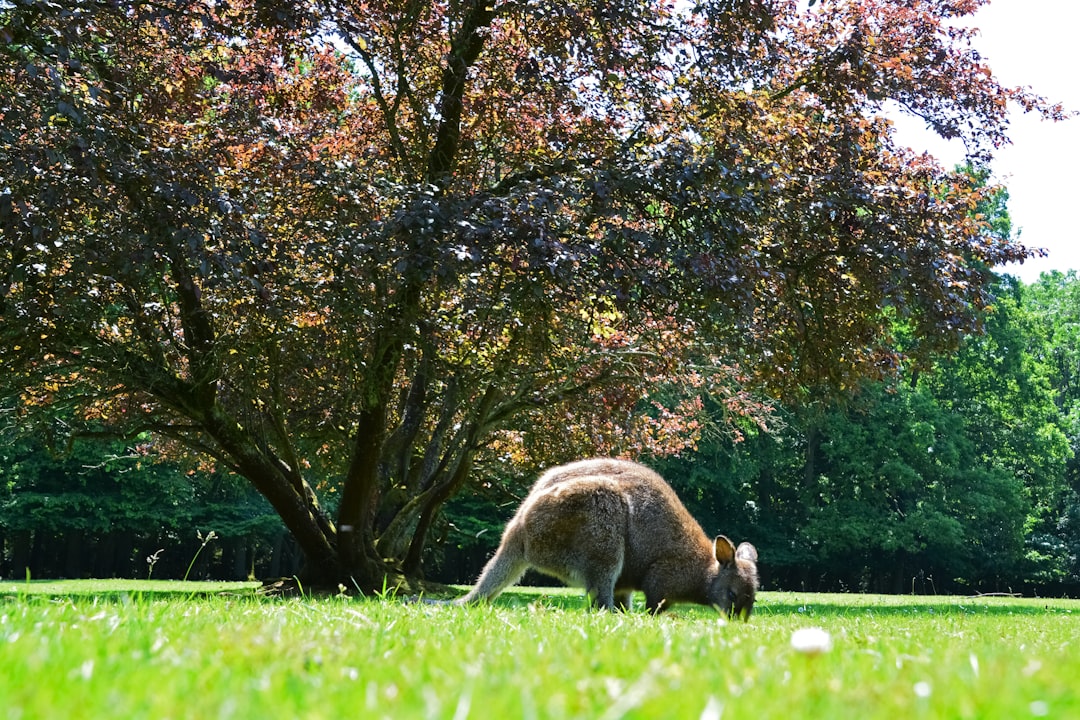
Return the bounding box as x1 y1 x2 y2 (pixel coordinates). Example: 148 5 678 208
0 435 190 579
807 381 1032 592
0 433 292 580
1020 272 1080 587
1 0 1061 589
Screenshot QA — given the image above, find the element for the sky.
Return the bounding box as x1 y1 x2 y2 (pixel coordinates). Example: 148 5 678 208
890 0 1080 283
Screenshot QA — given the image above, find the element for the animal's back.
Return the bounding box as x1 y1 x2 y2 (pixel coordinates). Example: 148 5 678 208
531 458 709 541
525 458 714 585
530 457 666 494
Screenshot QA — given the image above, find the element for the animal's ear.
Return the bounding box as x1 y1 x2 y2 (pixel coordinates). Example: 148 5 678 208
714 535 736 565
736 542 758 564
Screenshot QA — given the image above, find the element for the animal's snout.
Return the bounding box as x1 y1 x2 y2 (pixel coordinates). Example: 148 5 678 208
720 588 754 621
725 597 754 621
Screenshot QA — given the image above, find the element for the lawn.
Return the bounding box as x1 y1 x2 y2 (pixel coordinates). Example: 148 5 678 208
1 581 1076 719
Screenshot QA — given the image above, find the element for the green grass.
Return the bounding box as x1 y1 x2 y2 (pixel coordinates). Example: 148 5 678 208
1 582 1077 719
0 577 260 599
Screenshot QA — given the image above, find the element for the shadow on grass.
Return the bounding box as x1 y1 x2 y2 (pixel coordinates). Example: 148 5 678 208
4 580 1075 617
0 579 261 603
446 587 1079 617
755 597 1077 618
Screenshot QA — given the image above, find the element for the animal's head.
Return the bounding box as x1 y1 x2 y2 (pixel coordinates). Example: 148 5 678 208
709 535 759 620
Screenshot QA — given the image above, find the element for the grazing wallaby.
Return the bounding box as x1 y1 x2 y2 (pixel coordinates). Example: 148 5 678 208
458 458 759 618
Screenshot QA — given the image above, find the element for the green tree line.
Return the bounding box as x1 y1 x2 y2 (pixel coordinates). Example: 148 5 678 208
0 437 302 581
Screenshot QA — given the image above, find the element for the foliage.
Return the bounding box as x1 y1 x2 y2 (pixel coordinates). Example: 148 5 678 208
792 271 1070 592
1026 272 1080 418
1020 271 1080 584
808 381 1028 591
0 435 287 579
644 270 1075 595
1 586 1079 719
0 0 1063 588
924 277 1072 584
0 435 190 535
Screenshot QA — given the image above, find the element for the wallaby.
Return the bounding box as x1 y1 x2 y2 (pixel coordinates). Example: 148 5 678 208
458 458 759 618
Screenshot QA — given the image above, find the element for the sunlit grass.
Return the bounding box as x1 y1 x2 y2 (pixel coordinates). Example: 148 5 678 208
0 578 259 598
1 583 1076 719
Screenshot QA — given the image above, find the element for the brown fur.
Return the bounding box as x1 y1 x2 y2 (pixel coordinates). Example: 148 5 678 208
458 458 759 618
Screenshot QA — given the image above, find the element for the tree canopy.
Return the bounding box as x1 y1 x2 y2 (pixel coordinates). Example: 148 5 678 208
0 0 1062 588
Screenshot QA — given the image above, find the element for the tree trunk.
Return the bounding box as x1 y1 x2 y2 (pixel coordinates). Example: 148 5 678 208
269 531 285 577
94 533 117 578
64 531 84 579
335 403 391 590
201 406 355 586
403 456 474 576
29 531 47 578
401 385 499 575
114 533 134 577
10 531 31 579
225 537 248 580
892 556 907 595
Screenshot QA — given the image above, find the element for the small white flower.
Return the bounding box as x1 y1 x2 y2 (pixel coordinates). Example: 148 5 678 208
914 681 932 698
700 695 724 720
790 627 832 654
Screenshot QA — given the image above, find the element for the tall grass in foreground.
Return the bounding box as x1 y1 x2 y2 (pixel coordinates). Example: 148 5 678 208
0 583 1076 719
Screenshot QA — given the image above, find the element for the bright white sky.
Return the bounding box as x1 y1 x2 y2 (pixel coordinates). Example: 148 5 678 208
891 0 1080 283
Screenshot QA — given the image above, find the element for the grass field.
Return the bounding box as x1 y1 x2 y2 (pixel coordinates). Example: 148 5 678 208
1 580 1077 719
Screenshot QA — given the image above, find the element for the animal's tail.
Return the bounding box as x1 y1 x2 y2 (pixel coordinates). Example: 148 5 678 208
456 527 528 605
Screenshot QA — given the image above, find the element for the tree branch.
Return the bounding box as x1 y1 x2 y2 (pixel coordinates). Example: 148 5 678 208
426 0 498 181
337 29 410 164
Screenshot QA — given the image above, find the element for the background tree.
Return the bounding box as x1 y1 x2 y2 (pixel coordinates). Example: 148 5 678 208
0 434 293 580
642 284 1072 595
643 181 1073 594
0 0 1061 589
1021 271 1080 587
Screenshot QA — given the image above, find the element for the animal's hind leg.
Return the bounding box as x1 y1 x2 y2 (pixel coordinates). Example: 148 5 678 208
581 544 624 611
583 559 623 611
586 576 618 611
